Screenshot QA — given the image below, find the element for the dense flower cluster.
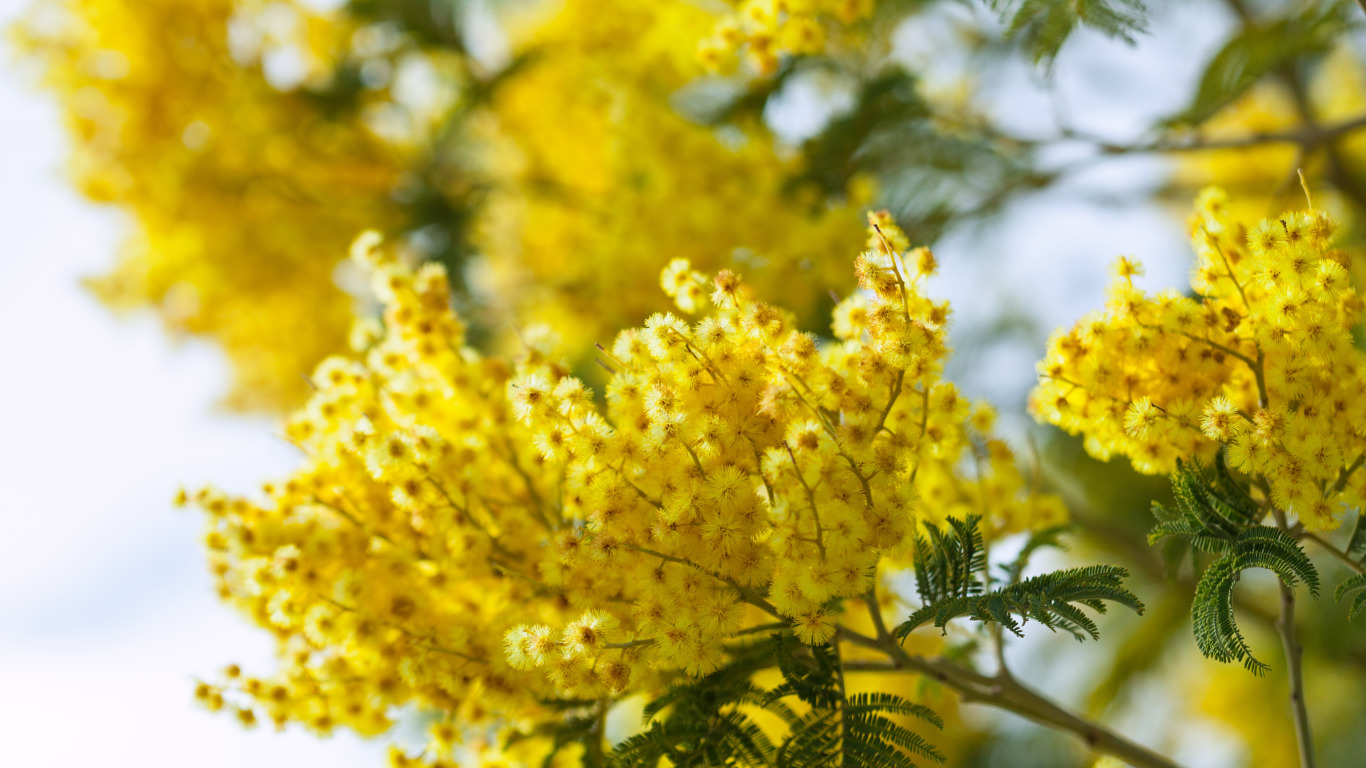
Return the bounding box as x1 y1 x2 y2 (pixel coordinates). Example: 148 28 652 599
188 218 1062 761
475 0 867 354
1032 189 1366 531
14 0 437 409
696 0 876 74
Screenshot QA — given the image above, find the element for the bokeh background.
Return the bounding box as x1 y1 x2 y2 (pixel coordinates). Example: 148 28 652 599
0 1 381 763
2 0 1364 765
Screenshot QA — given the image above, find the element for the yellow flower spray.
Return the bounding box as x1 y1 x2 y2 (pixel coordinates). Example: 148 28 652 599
1033 187 1366 532
187 215 1063 761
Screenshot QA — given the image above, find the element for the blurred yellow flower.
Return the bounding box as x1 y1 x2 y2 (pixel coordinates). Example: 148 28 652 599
472 0 868 358
14 0 440 409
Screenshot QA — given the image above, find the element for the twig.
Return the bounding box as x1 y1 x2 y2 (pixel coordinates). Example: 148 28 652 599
1075 113 1366 156
1301 531 1365 575
1274 509 1317 768
836 618 1185 768
1278 575 1316 768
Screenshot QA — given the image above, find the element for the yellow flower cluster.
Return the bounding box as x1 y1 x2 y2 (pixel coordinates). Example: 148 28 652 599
475 0 867 354
697 0 877 74
185 231 591 746
1032 189 1366 531
188 218 1061 758
15 0 427 410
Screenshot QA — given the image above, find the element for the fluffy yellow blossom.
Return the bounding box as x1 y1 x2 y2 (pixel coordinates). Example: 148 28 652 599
192 220 1062 756
1033 188 1366 531
13 0 448 409
698 0 878 74
474 0 867 354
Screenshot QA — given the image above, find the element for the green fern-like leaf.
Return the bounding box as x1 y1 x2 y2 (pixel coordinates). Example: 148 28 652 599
895 564 1143 641
895 515 1142 642
613 634 945 768
910 513 987 609
1148 453 1264 577
1335 572 1366 620
613 637 784 768
1150 454 1325 674
768 638 945 768
1150 456 1258 543
768 635 840 711
843 691 946 767
1190 527 1320 675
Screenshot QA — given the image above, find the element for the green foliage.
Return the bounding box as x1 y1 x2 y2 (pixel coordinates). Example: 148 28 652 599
769 636 946 768
893 515 1143 642
612 635 945 768
1149 453 1261 554
908 514 988 608
793 66 1041 245
1150 455 1321 675
611 638 785 768
346 0 468 52
1345 512 1366 562
1189 527 1320 675
987 0 1149 65
1170 0 1352 126
1335 572 1366 620
679 64 1047 243
794 68 931 200
676 64 1042 247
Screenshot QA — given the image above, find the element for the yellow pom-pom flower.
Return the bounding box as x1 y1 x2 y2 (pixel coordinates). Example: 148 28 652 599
191 219 1064 750
1033 188 1366 532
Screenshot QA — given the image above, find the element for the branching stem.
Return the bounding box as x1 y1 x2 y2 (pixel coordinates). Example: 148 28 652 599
834 620 1184 768
1277 576 1316 768
1301 531 1364 575
1079 112 1366 156
1273 508 1317 768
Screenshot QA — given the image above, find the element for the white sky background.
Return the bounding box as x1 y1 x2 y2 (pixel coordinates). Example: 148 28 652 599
0 0 1263 765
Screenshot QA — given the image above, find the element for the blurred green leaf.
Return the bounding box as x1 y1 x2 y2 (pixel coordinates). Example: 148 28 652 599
1085 593 1186 714
791 66 1040 243
988 0 1149 65
346 0 467 51
1346 511 1366 562
1170 0 1352 126
1336 572 1366 620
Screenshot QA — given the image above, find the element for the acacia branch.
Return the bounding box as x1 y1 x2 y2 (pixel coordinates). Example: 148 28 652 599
1277 574 1316 768
1070 113 1366 156
834 624 1184 768
1301 531 1365 575
1272 508 1317 768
